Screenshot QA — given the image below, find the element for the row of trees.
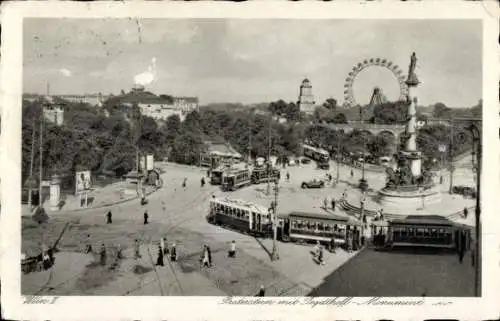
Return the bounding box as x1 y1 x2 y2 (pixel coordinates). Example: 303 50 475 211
22 95 478 185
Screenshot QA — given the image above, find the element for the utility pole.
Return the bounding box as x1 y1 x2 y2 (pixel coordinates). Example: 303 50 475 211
248 111 252 165
271 179 279 261
266 114 271 196
38 115 44 208
27 120 36 209
336 136 340 184
468 124 481 297
448 116 454 194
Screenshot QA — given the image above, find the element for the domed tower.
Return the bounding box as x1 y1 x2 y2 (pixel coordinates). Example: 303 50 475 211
297 78 316 114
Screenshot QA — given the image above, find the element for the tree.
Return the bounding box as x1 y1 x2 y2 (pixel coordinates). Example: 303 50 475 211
372 101 408 124
331 113 347 124
433 102 451 118
323 98 337 111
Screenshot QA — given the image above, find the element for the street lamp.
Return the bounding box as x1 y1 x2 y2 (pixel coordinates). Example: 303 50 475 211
336 135 341 184
467 123 481 297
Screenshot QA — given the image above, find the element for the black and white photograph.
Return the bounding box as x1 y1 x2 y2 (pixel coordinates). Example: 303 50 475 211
1 2 499 321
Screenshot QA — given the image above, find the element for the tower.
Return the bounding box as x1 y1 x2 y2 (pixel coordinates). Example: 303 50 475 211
297 78 316 114
369 87 387 107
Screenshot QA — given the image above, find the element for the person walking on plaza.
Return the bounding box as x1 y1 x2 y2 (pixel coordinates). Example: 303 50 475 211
314 240 321 258
170 242 177 262
106 211 112 224
162 237 169 255
331 198 336 211
350 169 354 178
342 189 348 200
463 207 468 219
207 245 213 266
201 177 205 188
156 245 164 267
116 243 123 259
143 210 149 225
228 240 236 258
318 245 325 265
160 237 166 255
201 245 210 268
286 172 290 182
323 197 328 210
99 243 107 266
257 285 266 297
85 234 93 254
134 239 141 260
182 177 187 188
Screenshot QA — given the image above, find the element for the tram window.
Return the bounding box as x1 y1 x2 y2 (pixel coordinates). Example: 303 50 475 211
401 228 408 237
424 229 430 238
430 229 437 238
416 228 424 237
325 224 331 231
245 211 249 219
292 221 297 229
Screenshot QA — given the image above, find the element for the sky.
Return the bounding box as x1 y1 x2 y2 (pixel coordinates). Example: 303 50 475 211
23 19 482 107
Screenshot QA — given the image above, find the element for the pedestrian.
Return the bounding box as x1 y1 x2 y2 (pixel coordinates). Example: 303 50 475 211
323 197 328 210
144 210 149 225
439 175 443 184
207 245 213 266
85 234 93 254
228 240 236 258
156 245 164 266
342 189 348 200
134 239 141 259
160 237 166 255
350 169 354 178
116 244 123 259
330 238 336 253
182 177 187 188
99 243 107 266
463 207 468 219
331 198 336 211
318 246 325 265
315 240 321 257
201 177 205 187
212 194 216 199
201 245 210 268
106 211 112 224
328 174 332 182
286 172 290 182
257 285 266 297
170 242 177 262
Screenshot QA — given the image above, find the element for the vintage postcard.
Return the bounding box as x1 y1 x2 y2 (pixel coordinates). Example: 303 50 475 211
1 1 499 321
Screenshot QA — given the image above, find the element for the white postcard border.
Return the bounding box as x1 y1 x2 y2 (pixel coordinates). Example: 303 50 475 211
1 1 499 320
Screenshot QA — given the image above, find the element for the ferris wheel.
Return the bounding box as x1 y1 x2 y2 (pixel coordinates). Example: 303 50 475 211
343 58 409 108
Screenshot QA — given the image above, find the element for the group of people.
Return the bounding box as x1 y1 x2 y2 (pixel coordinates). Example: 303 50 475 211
322 197 337 211
155 237 178 266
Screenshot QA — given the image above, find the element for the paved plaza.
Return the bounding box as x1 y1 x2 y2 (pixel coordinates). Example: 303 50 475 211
21 159 477 296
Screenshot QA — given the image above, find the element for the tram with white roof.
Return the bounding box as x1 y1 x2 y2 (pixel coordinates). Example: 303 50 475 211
208 198 272 236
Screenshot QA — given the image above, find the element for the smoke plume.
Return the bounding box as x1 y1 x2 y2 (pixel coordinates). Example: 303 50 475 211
134 57 158 87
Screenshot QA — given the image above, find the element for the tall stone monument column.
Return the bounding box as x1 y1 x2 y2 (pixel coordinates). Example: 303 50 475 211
404 52 422 178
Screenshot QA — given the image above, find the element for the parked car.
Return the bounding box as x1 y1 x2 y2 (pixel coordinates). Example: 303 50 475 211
301 158 311 164
452 185 477 198
301 179 325 189
316 161 330 170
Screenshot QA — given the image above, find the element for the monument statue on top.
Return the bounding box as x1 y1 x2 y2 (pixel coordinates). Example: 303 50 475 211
384 52 432 190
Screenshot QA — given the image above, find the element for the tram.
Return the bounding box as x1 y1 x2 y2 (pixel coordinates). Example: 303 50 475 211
221 168 251 191
210 167 225 185
278 211 363 247
303 144 330 163
251 167 281 184
373 215 472 250
207 198 272 236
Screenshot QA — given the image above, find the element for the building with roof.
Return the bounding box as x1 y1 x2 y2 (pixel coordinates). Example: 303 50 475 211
200 141 243 168
297 78 316 115
40 96 64 126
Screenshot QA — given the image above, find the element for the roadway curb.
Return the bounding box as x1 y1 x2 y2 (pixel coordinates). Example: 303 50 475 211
52 186 162 215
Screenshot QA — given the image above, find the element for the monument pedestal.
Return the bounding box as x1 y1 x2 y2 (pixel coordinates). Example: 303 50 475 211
378 186 441 213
